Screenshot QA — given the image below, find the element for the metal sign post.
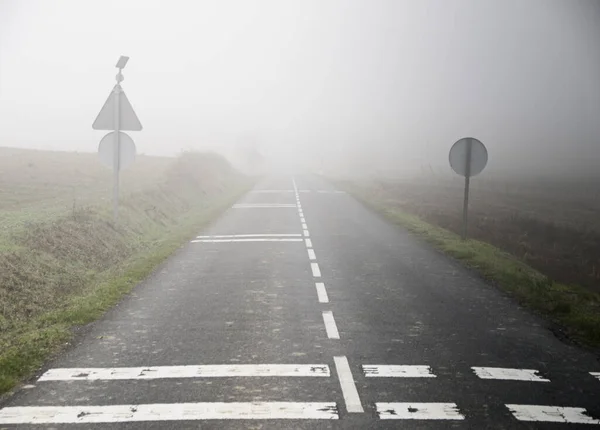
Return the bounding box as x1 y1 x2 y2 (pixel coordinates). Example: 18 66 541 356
92 56 142 222
449 137 488 240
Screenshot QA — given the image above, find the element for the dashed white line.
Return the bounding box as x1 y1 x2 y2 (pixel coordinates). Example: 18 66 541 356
322 311 339 339
196 234 301 239
300 217 306 223
334 356 363 413
376 403 465 420
362 365 436 378
0 403 339 424
303 230 310 237
38 364 331 381
506 405 600 424
311 262 321 277
233 204 296 208
302 223 308 230
305 239 313 247
192 239 303 243
315 283 329 303
307 249 316 260
472 367 549 382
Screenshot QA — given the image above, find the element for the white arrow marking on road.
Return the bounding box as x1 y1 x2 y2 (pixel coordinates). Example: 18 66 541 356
38 364 331 381
0 402 339 424
362 365 436 378
376 403 465 420
471 367 549 382
506 405 600 424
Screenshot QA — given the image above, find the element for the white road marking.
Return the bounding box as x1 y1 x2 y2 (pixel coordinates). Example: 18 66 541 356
322 311 339 339
303 230 310 237
311 263 321 277
300 217 306 223
590 372 600 381
302 223 308 230
250 190 294 193
376 403 465 420
192 239 303 243
315 283 329 303
38 365 331 381
472 367 549 382
0 402 339 424
307 249 316 260
305 239 313 247
362 365 436 378
334 356 363 413
196 234 302 239
233 204 296 208
299 190 311 193
292 177 299 194
506 405 600 424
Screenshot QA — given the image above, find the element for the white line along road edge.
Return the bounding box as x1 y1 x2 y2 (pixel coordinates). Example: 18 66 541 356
471 367 549 382
322 311 340 339
334 356 364 413
38 364 331 381
362 365 436 378
0 402 339 424
506 405 600 424
376 403 465 420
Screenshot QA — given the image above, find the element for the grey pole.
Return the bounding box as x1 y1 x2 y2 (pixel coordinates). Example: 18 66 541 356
462 138 473 240
112 71 123 222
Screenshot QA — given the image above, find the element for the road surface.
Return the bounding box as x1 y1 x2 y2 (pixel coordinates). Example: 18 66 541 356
1 175 599 429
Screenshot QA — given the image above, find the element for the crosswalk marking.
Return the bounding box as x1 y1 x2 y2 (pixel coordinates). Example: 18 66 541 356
376 403 465 420
472 367 549 382
38 364 331 381
506 405 600 424
362 365 436 378
0 402 339 424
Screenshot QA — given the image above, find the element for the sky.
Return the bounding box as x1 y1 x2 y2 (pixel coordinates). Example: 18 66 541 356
0 0 599 177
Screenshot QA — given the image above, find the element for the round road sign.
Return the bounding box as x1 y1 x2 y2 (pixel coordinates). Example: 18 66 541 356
98 131 137 170
449 137 488 177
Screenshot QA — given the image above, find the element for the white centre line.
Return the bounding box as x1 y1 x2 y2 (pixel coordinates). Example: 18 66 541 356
302 223 308 230
192 239 303 243
300 217 306 223
38 364 331 381
196 234 301 239
506 405 600 424
362 365 436 378
303 229 310 237
376 403 465 420
315 283 329 303
305 239 313 247
322 311 339 339
334 356 363 413
472 367 549 382
311 262 321 277
307 249 317 260
0 403 339 424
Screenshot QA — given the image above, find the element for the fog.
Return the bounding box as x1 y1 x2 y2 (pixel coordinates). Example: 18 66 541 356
1 0 599 177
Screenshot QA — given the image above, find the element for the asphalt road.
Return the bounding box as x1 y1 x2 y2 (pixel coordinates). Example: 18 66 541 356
1 175 599 429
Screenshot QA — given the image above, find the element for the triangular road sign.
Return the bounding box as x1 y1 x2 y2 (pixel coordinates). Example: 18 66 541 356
92 84 142 131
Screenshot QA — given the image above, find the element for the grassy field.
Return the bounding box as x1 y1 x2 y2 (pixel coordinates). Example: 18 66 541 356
0 147 252 395
339 174 600 348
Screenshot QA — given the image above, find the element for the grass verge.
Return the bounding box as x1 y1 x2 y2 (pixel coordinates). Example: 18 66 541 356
341 181 600 349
